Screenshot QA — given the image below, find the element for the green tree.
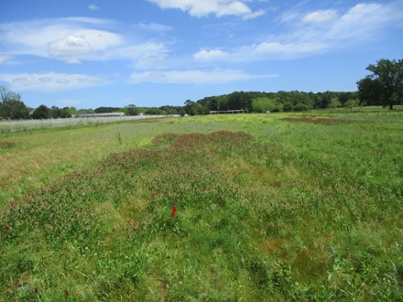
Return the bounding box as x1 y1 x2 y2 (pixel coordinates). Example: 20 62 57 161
32 105 52 119
179 108 186 116
184 100 195 115
328 97 342 109
119 108 128 115
357 59 403 110
51 106 62 118
60 107 72 118
273 103 284 112
126 104 139 116
160 105 178 115
0 85 30 119
251 97 275 113
294 103 309 111
94 107 120 113
145 107 161 115
344 99 358 109
195 103 210 115
283 102 294 112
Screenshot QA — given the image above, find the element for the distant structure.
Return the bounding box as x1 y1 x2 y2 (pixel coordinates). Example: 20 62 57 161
210 110 244 114
79 112 124 118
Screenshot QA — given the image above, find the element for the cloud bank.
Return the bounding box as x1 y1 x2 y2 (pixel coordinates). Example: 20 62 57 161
0 72 112 91
0 18 167 63
147 0 265 19
194 2 403 62
130 69 276 84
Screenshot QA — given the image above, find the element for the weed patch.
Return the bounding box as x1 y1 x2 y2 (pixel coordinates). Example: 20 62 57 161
281 117 359 124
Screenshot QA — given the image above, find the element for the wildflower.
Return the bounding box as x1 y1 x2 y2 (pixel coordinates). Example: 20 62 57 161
65 289 69 296
171 205 177 217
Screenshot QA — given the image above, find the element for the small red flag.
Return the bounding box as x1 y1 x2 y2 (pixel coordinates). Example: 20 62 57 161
171 205 177 217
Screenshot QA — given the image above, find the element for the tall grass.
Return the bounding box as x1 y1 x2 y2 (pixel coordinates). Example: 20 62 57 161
1 111 403 301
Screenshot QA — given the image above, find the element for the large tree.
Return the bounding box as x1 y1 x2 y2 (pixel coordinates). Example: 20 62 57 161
32 104 52 119
125 104 139 116
0 85 30 119
357 59 403 110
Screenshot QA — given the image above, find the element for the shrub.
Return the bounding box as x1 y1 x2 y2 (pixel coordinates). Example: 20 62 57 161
252 97 276 113
283 102 294 112
145 107 161 115
293 103 309 111
344 99 359 109
272 103 284 112
328 97 342 109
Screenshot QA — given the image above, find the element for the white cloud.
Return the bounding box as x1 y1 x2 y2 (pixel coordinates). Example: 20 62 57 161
38 77 52 83
66 58 82 64
301 10 337 24
47 35 92 58
0 54 13 63
88 4 99 10
142 55 165 62
138 22 172 31
324 3 399 43
134 54 168 69
130 69 275 84
77 76 103 84
148 71 166 79
195 2 403 61
63 17 111 25
12 76 37 86
109 43 167 62
193 49 228 61
0 55 12 65
243 9 266 20
0 72 109 92
0 18 167 63
0 19 121 60
56 78 70 84
147 0 265 18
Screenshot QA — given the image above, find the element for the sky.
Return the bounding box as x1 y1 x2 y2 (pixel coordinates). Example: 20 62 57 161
0 0 402 109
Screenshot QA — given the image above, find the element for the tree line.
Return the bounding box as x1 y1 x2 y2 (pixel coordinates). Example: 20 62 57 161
1 58 402 120
188 90 359 115
183 58 402 115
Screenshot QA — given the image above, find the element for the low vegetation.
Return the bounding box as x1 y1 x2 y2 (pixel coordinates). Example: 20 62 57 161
1 109 403 301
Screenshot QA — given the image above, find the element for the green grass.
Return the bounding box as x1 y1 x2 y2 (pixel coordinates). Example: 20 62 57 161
1 112 403 301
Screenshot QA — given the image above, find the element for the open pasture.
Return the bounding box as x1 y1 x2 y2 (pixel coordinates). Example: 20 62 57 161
1 110 403 301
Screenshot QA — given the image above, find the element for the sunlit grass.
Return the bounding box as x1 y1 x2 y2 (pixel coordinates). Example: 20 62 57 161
1 111 403 300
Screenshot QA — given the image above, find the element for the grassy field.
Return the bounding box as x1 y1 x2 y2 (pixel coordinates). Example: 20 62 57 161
1 110 403 301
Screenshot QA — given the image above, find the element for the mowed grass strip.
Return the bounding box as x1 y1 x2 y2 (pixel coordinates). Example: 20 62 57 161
1 111 403 301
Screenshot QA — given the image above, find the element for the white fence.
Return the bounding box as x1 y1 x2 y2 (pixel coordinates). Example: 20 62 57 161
0 115 179 133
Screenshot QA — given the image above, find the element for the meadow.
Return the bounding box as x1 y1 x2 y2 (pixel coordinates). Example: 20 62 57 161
1 109 403 301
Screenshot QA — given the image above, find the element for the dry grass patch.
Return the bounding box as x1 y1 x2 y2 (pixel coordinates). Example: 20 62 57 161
281 117 358 124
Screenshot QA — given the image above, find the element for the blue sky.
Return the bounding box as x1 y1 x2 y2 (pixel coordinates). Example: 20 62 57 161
0 0 402 109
